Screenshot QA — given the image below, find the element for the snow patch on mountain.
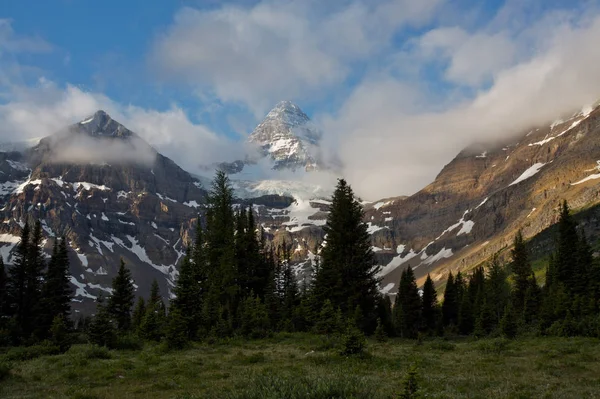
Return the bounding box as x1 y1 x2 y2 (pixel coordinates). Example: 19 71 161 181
509 163 546 186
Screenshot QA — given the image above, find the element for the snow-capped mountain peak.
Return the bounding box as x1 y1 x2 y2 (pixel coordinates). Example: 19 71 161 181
77 110 133 139
248 101 321 171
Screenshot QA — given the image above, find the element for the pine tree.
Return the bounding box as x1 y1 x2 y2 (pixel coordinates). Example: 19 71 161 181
0 257 7 321
313 179 380 332
140 279 166 341
314 299 342 335
204 171 238 328
394 267 421 338
500 302 518 339
132 296 146 332
441 272 459 327
40 237 72 336
50 314 71 352
165 306 188 349
511 230 535 314
108 259 135 332
6 221 29 332
172 248 203 339
421 274 438 333
24 221 45 337
89 297 117 348
485 254 511 326
554 201 581 295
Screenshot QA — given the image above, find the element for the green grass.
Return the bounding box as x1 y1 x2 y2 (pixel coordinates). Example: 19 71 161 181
1 334 600 398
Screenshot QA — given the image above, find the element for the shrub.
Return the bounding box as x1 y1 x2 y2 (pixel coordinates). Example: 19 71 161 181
50 315 72 352
0 361 11 381
476 338 511 355
114 334 143 351
5 343 61 361
83 345 112 360
398 365 421 399
374 319 388 342
429 340 456 352
340 325 366 356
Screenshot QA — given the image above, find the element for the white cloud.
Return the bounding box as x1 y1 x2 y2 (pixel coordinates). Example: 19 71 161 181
151 0 442 115
0 19 52 54
321 11 600 199
0 79 239 172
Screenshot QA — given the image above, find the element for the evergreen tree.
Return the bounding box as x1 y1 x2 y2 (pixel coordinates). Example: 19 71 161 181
313 179 380 332
485 254 511 326
140 279 166 341
279 245 299 330
314 299 342 335
40 237 72 336
0 257 7 321
108 259 135 332
421 274 438 333
22 221 45 338
204 171 238 328
165 306 188 349
555 201 579 290
500 302 518 339
458 290 474 335
441 272 459 327
394 267 421 338
132 296 146 332
171 247 203 339
511 230 535 314
50 314 71 352
89 297 117 348
6 220 30 336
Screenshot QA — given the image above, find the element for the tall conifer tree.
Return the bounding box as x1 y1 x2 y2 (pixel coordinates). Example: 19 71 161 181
108 259 135 332
313 179 380 332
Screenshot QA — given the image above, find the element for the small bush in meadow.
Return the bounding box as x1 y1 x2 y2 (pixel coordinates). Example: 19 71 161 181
340 325 366 356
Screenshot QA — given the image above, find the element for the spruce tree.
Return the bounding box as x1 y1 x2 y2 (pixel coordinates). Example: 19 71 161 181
132 296 146 332
89 296 117 348
24 221 45 337
394 267 421 338
6 220 30 331
421 274 438 333
140 279 166 341
165 307 188 349
441 272 459 327
108 259 135 332
204 171 237 328
313 179 380 332
485 254 511 326
511 230 535 314
555 201 579 292
40 237 72 336
0 257 7 321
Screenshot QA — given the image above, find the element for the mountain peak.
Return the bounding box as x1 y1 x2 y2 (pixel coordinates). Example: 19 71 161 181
76 110 133 139
248 101 321 172
262 101 310 127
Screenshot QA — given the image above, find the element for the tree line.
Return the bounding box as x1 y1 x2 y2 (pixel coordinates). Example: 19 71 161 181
1 172 598 351
393 200 600 339
0 221 72 347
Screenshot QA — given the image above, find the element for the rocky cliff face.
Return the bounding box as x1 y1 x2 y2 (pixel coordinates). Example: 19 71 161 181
3 102 600 314
367 104 600 292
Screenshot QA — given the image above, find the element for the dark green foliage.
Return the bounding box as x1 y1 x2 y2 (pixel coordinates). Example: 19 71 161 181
0 257 7 321
313 179 380 333
0 361 10 381
140 279 166 341
165 307 189 350
50 314 71 352
485 254 511 327
240 294 271 339
340 323 366 356
420 274 437 334
107 259 135 332
441 272 459 327
40 237 72 337
132 296 146 331
399 365 421 399
500 303 518 339
314 299 342 335
374 318 387 342
394 267 421 338
511 230 535 314
4 342 61 361
89 299 117 348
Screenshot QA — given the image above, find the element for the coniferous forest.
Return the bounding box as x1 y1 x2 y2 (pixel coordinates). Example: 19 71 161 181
2 173 600 398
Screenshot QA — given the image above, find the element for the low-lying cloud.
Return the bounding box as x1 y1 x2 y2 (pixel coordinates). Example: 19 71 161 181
46 133 156 166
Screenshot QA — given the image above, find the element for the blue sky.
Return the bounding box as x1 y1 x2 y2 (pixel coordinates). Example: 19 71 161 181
1 0 600 197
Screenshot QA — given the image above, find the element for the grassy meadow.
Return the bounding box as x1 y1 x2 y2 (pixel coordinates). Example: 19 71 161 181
1 333 600 398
